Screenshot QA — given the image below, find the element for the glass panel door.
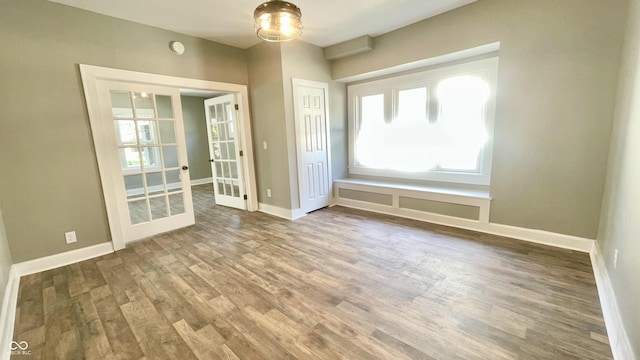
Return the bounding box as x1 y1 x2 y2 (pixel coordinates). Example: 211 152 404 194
205 94 246 209
99 80 194 244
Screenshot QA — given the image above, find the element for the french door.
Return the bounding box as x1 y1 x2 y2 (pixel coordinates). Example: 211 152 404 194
204 95 246 209
96 80 194 245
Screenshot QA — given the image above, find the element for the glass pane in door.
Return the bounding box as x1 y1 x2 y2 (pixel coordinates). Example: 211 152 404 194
109 89 188 226
159 121 176 143
156 95 174 118
165 170 182 192
128 200 149 224
146 172 164 195
119 148 141 172
111 91 134 118
137 121 158 144
149 196 168 220
169 194 185 215
162 146 179 168
115 120 137 145
133 92 155 119
205 94 245 210
208 104 240 199
124 174 144 199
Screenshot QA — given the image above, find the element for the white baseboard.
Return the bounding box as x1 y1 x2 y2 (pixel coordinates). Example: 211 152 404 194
13 242 114 277
258 203 307 220
190 177 213 186
335 198 594 252
0 266 19 360
291 208 307 220
475 221 593 252
591 245 636 360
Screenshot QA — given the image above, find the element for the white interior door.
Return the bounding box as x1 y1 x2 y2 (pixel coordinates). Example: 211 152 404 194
205 95 246 209
97 80 194 245
293 79 331 213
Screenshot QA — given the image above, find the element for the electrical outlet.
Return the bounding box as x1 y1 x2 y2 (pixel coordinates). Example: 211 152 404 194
613 248 619 269
267 188 272 197
263 141 268 150
65 231 77 244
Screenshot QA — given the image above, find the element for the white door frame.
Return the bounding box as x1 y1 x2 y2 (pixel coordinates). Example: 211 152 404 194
80 64 258 250
291 78 333 213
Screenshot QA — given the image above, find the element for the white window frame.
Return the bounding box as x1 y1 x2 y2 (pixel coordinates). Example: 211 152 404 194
348 57 499 185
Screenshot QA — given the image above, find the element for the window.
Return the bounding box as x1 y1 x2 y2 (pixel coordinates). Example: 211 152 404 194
348 57 498 185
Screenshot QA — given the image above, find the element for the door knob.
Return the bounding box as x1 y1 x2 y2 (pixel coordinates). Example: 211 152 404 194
181 165 189 170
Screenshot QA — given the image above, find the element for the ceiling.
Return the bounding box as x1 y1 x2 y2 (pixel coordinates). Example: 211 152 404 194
47 0 476 49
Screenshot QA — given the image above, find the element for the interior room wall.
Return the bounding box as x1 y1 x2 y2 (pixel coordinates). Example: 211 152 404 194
180 96 213 182
330 0 628 239
246 42 291 209
597 0 640 355
0 0 248 262
0 204 13 312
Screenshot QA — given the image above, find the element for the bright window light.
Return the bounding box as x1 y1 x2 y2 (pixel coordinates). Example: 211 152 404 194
348 57 498 185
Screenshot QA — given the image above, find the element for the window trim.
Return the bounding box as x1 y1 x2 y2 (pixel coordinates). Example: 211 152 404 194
347 57 499 186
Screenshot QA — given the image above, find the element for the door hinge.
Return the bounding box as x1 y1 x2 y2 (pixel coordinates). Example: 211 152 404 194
243 195 247 200
234 104 239 110
239 150 244 157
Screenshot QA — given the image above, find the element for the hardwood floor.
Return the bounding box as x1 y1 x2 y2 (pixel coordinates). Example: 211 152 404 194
11 184 612 359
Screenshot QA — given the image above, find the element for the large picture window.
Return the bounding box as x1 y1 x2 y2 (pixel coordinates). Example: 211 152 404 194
348 57 498 185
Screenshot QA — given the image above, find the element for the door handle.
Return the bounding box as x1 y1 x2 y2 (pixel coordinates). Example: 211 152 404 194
181 165 189 170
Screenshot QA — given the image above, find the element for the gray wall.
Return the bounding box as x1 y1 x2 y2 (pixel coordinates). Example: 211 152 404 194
247 41 347 210
0 204 13 310
331 0 628 239
0 0 248 262
597 0 640 355
246 42 290 209
180 96 213 181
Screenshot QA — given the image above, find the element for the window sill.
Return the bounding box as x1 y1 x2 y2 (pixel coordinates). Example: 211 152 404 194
348 166 491 186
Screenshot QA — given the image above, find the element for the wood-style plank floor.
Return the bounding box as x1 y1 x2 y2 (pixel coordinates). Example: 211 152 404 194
12 184 612 359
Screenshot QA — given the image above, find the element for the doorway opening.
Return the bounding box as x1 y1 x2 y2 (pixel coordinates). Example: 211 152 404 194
179 90 249 209
80 65 258 250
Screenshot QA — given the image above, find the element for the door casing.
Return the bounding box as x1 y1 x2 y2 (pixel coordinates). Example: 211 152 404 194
80 64 258 250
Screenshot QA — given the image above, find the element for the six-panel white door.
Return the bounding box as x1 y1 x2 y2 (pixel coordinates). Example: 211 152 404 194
293 80 331 213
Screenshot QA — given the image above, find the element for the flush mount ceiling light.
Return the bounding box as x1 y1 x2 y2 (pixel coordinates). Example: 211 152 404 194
253 0 303 42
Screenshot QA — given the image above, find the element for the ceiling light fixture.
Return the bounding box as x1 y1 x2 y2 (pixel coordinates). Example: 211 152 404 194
253 0 303 42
